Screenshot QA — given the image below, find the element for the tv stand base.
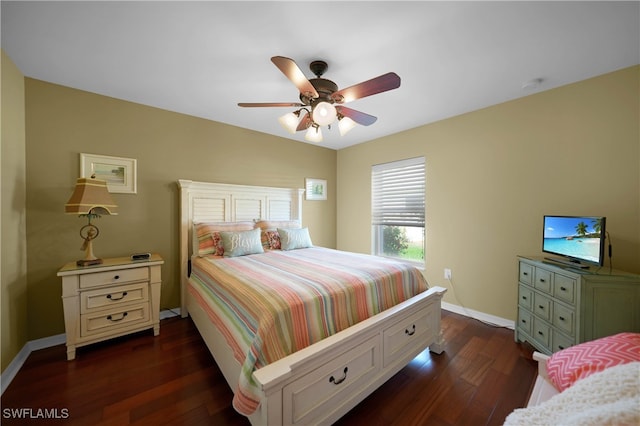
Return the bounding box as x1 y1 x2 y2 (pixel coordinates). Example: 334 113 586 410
543 257 590 269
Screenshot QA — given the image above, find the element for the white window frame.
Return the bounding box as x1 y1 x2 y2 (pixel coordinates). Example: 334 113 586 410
371 157 425 266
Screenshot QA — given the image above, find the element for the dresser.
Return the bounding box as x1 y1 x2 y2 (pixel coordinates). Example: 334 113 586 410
57 254 163 360
516 256 640 355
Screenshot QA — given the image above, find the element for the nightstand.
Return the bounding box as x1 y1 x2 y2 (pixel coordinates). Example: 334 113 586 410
57 254 163 360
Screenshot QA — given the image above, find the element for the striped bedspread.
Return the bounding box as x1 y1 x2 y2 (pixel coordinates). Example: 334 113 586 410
189 247 429 416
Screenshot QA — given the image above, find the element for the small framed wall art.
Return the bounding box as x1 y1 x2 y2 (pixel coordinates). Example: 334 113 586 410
80 153 137 194
305 178 327 201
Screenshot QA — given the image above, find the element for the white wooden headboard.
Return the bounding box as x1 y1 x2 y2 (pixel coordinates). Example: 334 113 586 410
178 180 304 314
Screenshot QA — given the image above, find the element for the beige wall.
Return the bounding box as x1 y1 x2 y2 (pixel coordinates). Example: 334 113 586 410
24 79 336 340
337 66 640 321
1 51 28 371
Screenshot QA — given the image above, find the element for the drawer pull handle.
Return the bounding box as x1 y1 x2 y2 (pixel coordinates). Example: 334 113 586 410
538 305 544 310
539 279 545 283
114 275 120 280
559 316 565 321
521 319 527 324
558 346 565 350
538 331 544 336
522 272 529 276
560 286 567 291
522 296 527 300
107 292 128 301
329 367 348 385
405 324 416 336
107 312 128 322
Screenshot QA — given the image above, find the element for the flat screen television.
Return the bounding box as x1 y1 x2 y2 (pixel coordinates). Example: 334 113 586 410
542 215 606 267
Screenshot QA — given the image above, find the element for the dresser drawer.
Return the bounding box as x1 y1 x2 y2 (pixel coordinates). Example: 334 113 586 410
282 335 380 425
552 330 575 352
553 274 576 305
382 305 436 367
533 292 553 322
80 282 149 314
518 285 533 311
517 308 533 336
79 267 149 289
80 304 150 337
532 318 551 349
533 268 553 293
553 302 575 336
519 262 533 285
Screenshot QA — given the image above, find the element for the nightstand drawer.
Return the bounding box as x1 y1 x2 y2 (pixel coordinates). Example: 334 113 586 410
81 304 150 336
81 282 149 314
80 267 149 289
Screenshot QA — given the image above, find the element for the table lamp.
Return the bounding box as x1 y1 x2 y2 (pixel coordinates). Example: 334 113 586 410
65 177 118 266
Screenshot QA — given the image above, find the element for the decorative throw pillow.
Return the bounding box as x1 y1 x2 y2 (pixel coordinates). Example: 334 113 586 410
194 222 254 256
211 232 225 256
546 332 640 392
220 228 264 257
278 227 313 250
262 230 281 250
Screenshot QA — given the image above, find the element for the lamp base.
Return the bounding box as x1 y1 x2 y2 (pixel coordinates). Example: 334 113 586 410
77 258 103 267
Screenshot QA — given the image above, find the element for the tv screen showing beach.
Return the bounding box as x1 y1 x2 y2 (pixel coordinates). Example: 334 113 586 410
543 216 604 263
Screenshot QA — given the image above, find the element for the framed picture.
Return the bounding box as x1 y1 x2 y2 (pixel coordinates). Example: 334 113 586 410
305 178 327 201
80 153 137 194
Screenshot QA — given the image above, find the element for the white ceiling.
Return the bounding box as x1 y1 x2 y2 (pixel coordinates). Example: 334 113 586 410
2 1 638 150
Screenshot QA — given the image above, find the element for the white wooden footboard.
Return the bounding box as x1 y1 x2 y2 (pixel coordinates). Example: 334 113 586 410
188 284 446 425
253 286 446 425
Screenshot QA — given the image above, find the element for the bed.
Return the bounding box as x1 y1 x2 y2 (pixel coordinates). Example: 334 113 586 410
178 179 447 425
505 332 640 425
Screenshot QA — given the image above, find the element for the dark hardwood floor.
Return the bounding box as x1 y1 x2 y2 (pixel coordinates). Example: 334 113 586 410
1 310 536 425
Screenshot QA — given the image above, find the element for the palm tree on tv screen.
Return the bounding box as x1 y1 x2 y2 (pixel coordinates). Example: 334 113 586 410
575 221 588 237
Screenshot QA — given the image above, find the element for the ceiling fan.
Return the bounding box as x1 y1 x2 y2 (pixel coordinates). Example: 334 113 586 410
238 56 401 141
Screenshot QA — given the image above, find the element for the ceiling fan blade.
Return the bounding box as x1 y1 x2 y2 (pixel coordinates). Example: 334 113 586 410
336 106 377 126
271 56 319 99
238 102 304 107
332 72 401 104
296 111 312 131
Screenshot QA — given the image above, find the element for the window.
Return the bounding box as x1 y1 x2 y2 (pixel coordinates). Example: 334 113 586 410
371 157 425 264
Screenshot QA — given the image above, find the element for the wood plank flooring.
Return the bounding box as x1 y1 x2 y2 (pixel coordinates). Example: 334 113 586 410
1 310 536 425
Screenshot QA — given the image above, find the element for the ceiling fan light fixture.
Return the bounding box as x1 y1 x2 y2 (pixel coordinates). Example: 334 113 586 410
338 116 357 136
305 125 323 143
278 111 300 134
312 102 337 126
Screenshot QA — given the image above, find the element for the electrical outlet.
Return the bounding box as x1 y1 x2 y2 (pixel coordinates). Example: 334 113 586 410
444 268 452 280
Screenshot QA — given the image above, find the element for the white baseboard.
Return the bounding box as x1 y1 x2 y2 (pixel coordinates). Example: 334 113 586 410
1 308 182 396
442 301 515 329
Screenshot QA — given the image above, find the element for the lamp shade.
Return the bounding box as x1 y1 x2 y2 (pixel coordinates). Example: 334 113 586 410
305 126 323 143
338 116 357 136
65 178 118 215
312 102 337 126
278 111 300 134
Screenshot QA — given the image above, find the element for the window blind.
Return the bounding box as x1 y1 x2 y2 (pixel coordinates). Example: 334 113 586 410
371 157 425 227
